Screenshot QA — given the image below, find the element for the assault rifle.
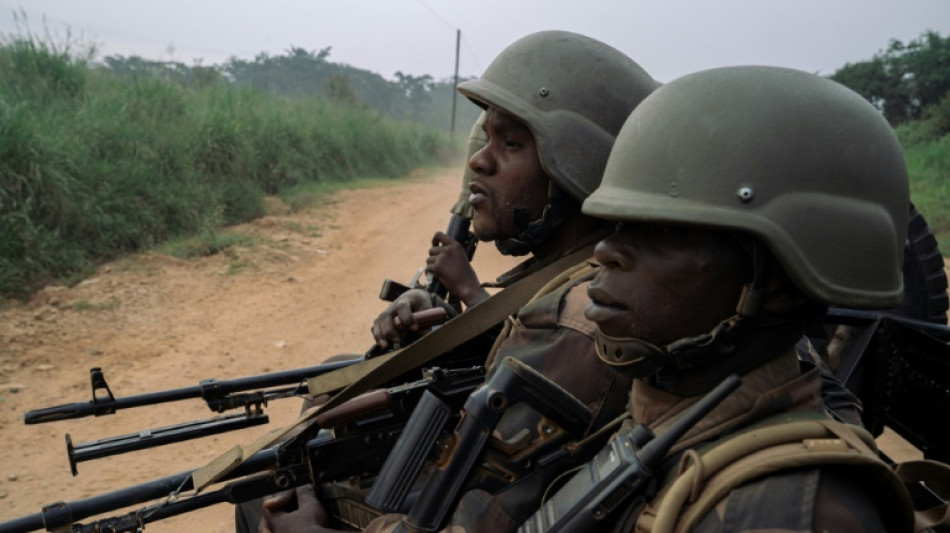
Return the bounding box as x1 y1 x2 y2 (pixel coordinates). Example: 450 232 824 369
0 365 486 533
376 356 594 532
21 308 449 475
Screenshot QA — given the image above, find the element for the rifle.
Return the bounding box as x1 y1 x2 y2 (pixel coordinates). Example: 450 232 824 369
517 375 742 533
0 365 486 533
22 308 449 475
383 356 594 533
379 213 477 302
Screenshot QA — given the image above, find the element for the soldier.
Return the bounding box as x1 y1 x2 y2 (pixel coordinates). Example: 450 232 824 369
568 65 914 531
371 29 658 348
252 30 661 533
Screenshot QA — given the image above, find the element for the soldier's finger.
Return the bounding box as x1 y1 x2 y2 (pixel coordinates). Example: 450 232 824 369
431 231 454 246
371 321 388 348
394 303 418 332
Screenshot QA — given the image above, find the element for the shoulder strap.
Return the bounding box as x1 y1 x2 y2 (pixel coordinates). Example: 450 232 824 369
311 244 597 408
895 460 950 531
639 414 915 533
192 243 596 490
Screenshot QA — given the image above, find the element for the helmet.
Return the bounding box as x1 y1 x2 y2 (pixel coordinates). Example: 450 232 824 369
458 31 659 202
584 66 908 309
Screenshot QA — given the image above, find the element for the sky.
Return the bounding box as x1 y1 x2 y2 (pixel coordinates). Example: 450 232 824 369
1 0 949 84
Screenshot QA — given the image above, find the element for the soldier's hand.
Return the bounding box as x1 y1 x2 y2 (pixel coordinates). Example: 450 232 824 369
428 232 488 307
259 485 332 533
371 289 433 349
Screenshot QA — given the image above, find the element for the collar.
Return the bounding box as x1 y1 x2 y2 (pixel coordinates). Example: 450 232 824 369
483 227 609 289
629 349 822 454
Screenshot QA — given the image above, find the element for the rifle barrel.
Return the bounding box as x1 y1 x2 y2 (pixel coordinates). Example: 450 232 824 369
23 358 362 424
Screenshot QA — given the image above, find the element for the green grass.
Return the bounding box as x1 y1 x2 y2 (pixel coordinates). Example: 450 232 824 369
226 260 254 276
897 119 950 249
155 231 255 260
72 298 118 311
0 31 461 298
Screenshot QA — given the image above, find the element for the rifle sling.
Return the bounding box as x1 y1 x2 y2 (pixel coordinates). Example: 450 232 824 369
312 243 596 411
192 244 595 490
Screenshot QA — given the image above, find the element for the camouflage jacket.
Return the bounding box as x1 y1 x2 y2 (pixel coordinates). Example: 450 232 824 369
364 265 633 533
607 351 894 533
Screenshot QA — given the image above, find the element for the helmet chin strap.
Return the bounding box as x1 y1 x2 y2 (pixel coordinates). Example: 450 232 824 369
594 317 741 379
495 182 573 256
594 240 776 381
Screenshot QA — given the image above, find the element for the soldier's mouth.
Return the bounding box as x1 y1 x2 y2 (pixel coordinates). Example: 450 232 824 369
468 182 489 208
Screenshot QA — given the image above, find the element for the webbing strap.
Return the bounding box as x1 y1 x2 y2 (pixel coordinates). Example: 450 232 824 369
312 243 596 410
644 419 914 533
192 244 595 490
895 460 950 532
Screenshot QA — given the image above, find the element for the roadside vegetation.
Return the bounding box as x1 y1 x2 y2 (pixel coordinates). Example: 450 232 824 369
830 30 950 245
0 31 459 300
1 26 948 301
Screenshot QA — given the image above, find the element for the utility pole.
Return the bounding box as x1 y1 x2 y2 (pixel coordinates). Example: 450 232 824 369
450 29 460 135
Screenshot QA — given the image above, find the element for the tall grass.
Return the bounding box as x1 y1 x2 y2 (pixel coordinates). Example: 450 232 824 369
0 32 458 299
897 108 950 249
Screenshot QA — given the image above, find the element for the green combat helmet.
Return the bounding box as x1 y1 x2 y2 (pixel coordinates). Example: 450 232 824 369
458 30 659 255
585 65 908 310
583 66 909 377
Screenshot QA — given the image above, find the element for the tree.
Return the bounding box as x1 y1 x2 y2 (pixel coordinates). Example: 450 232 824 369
831 31 950 125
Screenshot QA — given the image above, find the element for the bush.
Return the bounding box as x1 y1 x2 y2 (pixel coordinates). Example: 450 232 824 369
0 32 459 299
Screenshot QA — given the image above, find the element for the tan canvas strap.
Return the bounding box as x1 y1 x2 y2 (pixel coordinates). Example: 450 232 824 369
192 244 595 490
641 418 913 533
485 261 597 369
895 460 950 531
310 243 596 410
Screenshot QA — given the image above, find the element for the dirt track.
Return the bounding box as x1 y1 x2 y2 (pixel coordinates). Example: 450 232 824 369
0 167 932 530
0 168 519 531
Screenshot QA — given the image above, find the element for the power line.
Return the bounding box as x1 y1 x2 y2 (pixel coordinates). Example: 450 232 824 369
460 33 483 75
412 1 482 75
415 0 456 32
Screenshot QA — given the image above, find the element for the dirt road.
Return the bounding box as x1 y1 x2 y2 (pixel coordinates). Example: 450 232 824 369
0 168 519 531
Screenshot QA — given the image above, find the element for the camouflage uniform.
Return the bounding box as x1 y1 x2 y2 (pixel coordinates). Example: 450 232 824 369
604 351 892 532
363 237 632 533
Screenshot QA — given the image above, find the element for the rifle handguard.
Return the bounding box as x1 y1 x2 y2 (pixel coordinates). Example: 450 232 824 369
398 357 592 533
365 391 455 512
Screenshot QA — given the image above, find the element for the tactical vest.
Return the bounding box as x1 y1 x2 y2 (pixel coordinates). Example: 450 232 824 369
632 412 948 533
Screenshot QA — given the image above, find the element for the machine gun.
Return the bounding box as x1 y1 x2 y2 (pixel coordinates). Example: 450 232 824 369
820 308 950 464
0 365 486 533
21 308 450 475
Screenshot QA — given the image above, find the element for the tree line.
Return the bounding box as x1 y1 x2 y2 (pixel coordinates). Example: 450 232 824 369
100 46 482 134
831 30 950 131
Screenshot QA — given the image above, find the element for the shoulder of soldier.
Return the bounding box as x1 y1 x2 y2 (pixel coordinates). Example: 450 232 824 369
688 466 891 533
516 267 597 335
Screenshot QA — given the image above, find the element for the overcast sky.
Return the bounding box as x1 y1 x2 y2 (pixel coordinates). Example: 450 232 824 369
2 1 949 83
